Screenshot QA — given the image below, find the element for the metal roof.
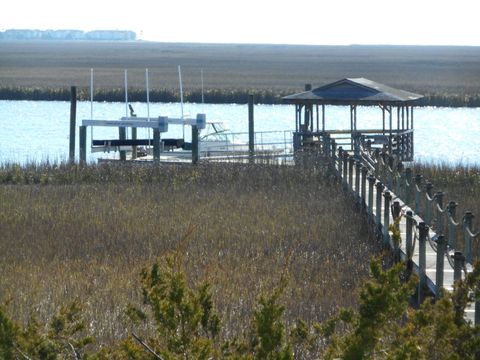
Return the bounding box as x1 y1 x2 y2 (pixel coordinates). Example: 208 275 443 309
283 78 423 105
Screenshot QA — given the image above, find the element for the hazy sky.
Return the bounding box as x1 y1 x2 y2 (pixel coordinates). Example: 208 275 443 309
2 0 478 45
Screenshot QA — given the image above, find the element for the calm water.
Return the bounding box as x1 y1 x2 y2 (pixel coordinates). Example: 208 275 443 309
1 100 479 165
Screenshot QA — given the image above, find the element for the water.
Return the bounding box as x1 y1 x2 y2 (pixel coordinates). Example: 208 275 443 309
0 100 479 165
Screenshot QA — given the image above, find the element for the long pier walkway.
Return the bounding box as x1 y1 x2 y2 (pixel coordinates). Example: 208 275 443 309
307 137 479 323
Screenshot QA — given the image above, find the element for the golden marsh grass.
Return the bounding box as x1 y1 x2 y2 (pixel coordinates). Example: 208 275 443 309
0 162 381 346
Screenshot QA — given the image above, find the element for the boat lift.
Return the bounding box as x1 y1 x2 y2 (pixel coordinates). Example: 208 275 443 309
79 68 206 163
79 114 206 163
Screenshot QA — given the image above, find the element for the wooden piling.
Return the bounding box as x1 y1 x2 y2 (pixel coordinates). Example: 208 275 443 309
453 251 465 283
153 129 160 161
464 211 474 263
79 125 87 163
383 191 392 246
192 125 199 165
418 222 428 303
248 94 254 163
435 235 446 297
119 127 126 161
69 86 77 163
131 127 137 160
448 202 458 248
375 182 384 226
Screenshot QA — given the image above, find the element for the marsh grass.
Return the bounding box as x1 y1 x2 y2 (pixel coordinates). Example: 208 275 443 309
2 41 480 106
0 162 381 346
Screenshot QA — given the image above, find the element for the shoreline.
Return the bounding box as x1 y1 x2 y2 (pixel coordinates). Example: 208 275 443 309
2 86 480 107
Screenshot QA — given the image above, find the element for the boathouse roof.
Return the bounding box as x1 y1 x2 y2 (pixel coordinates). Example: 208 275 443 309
283 78 423 106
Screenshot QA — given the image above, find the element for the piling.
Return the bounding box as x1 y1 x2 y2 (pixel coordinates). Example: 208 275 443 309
435 235 446 298
367 175 376 217
383 191 392 247
248 94 254 163
153 130 160 161
79 125 87 163
192 125 199 165
447 201 458 249
375 182 384 227
418 222 428 303
69 86 77 163
464 211 474 263
453 251 465 283
131 127 137 160
406 210 414 276
119 127 127 161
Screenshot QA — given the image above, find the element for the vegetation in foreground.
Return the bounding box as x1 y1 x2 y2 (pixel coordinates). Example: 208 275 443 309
2 250 480 359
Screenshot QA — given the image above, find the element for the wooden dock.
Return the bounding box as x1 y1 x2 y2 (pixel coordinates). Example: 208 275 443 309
306 137 480 323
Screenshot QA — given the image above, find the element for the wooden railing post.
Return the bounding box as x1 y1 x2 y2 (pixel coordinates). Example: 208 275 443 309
343 152 349 189
373 148 381 178
418 222 429 303
355 160 361 200
435 235 446 298
447 201 458 249
425 182 434 225
376 182 384 227
367 175 376 218
464 211 475 263
435 191 445 235
383 191 392 247
406 210 414 258
361 166 368 207
348 157 355 191
453 251 465 283
415 174 423 215
331 140 338 176
395 162 403 196
405 168 413 206
337 147 343 179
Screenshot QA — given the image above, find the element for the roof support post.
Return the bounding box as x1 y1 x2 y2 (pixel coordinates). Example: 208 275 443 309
411 106 414 130
397 106 400 130
322 104 325 132
382 105 386 134
316 104 319 132
389 106 393 153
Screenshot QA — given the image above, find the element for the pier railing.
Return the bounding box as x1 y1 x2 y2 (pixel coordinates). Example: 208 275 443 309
293 129 414 162
307 133 480 322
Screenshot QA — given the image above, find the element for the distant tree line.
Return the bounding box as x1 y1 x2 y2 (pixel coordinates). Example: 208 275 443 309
0 29 136 41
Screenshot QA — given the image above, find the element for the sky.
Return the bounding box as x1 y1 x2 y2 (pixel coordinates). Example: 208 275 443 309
1 0 479 46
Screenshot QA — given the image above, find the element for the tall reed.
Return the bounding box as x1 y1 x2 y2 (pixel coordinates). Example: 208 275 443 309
0 162 381 346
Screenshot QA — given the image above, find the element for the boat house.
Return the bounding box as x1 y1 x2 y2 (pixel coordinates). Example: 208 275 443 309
283 78 423 161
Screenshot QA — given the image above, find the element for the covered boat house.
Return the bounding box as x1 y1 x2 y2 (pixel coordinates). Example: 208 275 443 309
283 78 423 161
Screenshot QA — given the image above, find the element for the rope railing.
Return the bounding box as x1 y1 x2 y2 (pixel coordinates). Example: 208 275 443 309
316 133 480 322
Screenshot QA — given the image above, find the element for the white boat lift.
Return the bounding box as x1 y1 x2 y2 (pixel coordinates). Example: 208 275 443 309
79 114 206 163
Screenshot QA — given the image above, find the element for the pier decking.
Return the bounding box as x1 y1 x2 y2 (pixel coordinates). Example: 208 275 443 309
306 140 479 322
